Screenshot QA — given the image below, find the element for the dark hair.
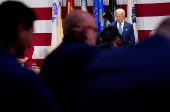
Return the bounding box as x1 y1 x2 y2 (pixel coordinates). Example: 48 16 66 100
100 27 119 43
96 27 119 49
0 1 36 46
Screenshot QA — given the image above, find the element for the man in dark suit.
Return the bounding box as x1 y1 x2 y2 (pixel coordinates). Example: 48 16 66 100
40 10 102 112
0 1 60 112
76 18 170 112
108 8 135 44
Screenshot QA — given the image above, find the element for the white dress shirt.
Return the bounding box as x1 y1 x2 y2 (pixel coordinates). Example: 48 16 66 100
117 20 124 32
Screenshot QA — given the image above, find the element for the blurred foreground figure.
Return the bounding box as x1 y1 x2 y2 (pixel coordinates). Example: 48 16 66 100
96 27 120 50
40 10 102 112
149 29 157 37
77 18 170 112
0 1 60 112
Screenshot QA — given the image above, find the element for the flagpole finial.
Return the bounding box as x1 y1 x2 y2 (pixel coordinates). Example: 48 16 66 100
81 0 88 12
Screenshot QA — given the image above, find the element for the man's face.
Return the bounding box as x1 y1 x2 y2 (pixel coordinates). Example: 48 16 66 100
115 11 125 24
86 20 97 45
22 27 33 48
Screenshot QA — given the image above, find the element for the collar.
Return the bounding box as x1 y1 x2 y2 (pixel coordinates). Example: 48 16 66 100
0 46 17 60
117 20 124 32
63 35 85 44
117 20 124 27
110 44 116 49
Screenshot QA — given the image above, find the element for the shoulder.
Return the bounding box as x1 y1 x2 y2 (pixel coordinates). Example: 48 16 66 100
2 55 39 80
49 44 103 61
42 43 102 65
0 60 42 90
108 21 117 27
0 49 38 81
124 21 133 26
58 42 102 52
14 65 40 82
83 45 103 54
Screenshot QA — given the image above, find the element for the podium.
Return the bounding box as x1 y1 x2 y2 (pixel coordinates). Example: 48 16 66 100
29 67 41 74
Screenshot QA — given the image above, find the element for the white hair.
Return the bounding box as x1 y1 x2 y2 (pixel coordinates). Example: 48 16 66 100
115 8 125 16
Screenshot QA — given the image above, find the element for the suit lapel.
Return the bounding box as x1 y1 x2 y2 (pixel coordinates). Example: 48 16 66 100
122 21 127 38
114 22 117 28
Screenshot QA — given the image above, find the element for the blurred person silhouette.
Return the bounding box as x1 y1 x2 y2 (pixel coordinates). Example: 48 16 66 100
118 33 133 47
119 40 133 47
40 9 102 112
0 1 60 112
77 17 170 112
149 29 157 37
119 33 123 43
96 27 120 50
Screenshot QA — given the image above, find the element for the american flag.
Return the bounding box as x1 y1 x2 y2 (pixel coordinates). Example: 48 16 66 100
0 0 169 67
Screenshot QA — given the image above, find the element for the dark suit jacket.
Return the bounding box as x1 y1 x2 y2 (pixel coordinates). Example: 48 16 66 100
108 21 135 44
77 34 170 112
0 47 60 112
40 35 102 112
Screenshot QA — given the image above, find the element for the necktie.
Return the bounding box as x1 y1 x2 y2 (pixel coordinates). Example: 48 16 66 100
119 23 122 35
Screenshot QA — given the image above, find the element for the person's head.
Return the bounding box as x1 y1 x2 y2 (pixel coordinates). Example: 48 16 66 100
63 9 97 45
0 1 36 57
157 18 170 39
98 26 120 48
115 8 125 24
